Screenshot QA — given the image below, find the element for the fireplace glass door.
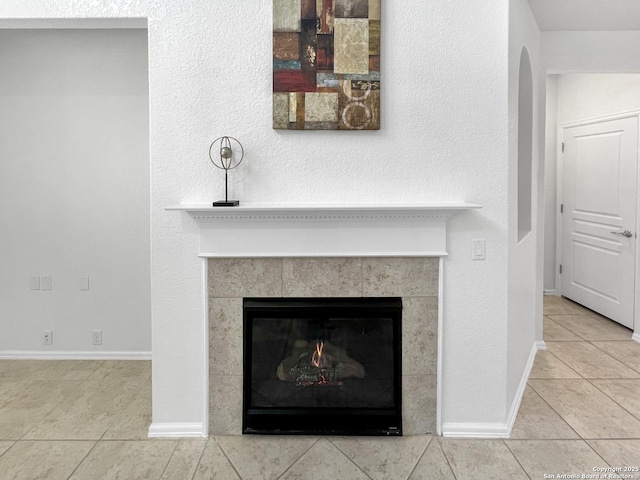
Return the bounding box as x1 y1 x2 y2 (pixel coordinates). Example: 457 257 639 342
243 297 402 435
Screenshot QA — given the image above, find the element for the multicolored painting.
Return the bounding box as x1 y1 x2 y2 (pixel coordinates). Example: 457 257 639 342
273 0 381 130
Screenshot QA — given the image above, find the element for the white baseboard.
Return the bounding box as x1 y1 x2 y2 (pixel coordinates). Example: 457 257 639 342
442 341 540 439
441 423 511 438
0 351 151 360
543 290 558 296
148 422 206 438
504 342 539 437
632 333 640 344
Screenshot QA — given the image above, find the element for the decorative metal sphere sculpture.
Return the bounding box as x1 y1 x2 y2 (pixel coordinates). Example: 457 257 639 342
209 136 244 206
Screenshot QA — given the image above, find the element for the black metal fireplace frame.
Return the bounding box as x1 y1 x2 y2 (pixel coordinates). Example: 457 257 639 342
242 297 402 436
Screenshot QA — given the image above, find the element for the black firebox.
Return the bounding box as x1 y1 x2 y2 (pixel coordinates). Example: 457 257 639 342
243 297 402 436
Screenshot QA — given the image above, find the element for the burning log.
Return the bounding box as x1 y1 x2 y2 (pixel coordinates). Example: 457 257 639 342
276 339 365 386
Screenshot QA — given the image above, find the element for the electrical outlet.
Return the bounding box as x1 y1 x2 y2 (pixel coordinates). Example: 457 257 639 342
43 330 53 346
41 276 52 291
29 276 40 290
92 330 102 346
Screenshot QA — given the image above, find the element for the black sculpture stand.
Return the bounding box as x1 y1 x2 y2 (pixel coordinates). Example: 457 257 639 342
212 170 240 207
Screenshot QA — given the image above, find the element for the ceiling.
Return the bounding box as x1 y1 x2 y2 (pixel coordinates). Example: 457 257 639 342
527 0 640 31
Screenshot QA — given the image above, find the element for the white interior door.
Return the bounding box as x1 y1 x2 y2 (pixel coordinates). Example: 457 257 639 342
561 115 638 329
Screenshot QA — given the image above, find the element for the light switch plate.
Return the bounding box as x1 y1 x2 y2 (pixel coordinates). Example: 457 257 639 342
472 240 486 260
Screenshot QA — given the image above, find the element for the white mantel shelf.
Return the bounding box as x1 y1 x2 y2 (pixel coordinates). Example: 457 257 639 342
166 202 482 257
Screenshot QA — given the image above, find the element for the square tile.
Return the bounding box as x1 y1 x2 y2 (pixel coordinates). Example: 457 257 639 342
209 298 243 376
330 435 431 480
529 379 640 438
402 297 438 376
363 257 438 297
549 314 631 341
543 296 595 316
282 257 362 297
0 379 83 440
506 440 608 479
591 340 640 373
587 439 640 468
0 441 94 480
403 375 436 435
510 386 579 439
69 440 177 480
24 360 103 381
217 435 317 480
282 438 369 480
439 439 528 480
529 349 582 379
86 360 151 383
0 360 47 378
543 316 582 342
409 439 456 479
0 441 13 456
192 439 240 480
590 379 640 419
23 378 141 440
102 380 152 440
209 375 242 435
546 342 640 379
208 258 282 298
160 439 208 480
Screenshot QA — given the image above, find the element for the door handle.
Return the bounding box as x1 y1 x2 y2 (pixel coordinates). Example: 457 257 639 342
610 230 633 238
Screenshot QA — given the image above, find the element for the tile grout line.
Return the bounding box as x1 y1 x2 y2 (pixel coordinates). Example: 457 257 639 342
188 438 213 480
325 437 375 480
157 439 181 480
585 378 640 425
215 436 261 480
434 438 459 480
583 439 614 469
525 381 583 439
436 438 461 480
502 439 533 480
274 437 323 480
403 436 432 480
535 344 585 379
64 439 100 480
585 340 640 376
0 440 17 459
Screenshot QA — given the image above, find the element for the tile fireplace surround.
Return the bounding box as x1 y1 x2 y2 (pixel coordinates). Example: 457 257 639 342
167 202 481 437
208 256 438 436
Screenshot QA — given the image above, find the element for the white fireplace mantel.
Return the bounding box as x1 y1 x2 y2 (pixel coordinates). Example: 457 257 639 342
166 202 482 258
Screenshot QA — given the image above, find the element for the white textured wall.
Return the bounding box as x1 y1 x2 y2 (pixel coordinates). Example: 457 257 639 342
0 28 150 355
507 0 540 423
0 0 512 431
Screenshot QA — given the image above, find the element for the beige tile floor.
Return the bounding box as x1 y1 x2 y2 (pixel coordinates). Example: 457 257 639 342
1 296 640 479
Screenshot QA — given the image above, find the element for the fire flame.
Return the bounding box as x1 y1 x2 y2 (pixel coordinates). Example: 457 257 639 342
311 341 324 368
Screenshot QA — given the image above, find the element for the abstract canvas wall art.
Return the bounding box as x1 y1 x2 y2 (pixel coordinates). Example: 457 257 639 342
273 0 381 130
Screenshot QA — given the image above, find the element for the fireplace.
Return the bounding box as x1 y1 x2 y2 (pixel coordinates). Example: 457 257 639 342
166 202 481 438
243 297 403 435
